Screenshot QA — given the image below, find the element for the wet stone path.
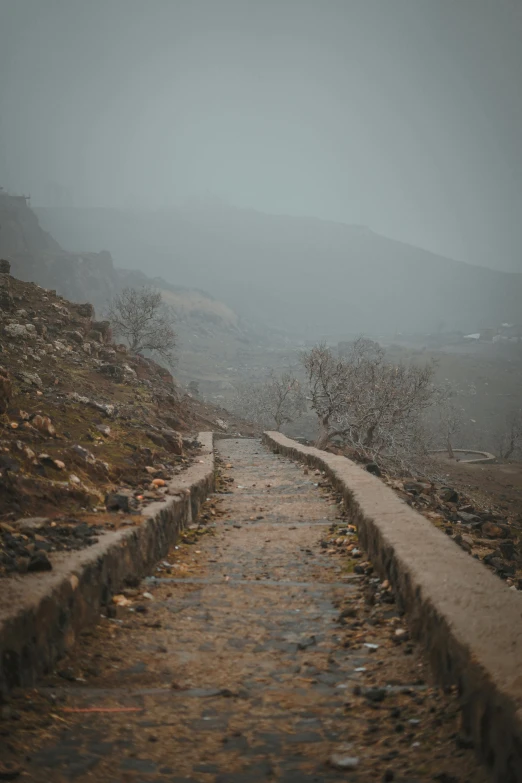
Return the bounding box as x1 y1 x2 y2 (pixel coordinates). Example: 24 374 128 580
2 439 488 782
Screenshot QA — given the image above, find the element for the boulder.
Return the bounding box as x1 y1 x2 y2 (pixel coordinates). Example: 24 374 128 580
76 303 95 318
0 259 11 274
18 371 43 389
87 330 103 343
4 323 33 339
161 428 183 455
123 363 137 379
66 330 84 344
91 320 112 343
105 489 136 512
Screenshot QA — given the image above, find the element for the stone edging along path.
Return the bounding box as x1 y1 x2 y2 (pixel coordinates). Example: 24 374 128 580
0 432 214 696
263 431 522 783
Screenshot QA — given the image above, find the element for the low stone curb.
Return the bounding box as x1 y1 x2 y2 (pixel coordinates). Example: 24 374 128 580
431 448 497 464
0 432 214 695
263 431 522 783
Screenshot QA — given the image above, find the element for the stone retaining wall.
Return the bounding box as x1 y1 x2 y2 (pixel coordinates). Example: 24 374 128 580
0 432 214 696
263 431 522 783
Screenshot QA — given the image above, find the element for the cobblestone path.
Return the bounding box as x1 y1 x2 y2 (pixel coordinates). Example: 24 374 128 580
2 439 488 782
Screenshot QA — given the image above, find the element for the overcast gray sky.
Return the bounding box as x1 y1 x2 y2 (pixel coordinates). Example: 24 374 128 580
1 0 521 271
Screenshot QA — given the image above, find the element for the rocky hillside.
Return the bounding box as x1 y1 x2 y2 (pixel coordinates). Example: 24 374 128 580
0 192 254 387
0 191 119 306
0 264 254 576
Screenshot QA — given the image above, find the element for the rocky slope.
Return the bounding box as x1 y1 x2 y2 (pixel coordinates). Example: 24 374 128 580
0 263 254 577
0 192 259 389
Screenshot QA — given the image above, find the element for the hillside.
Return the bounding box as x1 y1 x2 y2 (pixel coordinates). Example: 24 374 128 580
36 202 522 336
0 192 273 388
0 264 255 575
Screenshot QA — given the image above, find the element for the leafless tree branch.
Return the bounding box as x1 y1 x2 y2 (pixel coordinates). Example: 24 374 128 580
106 286 176 366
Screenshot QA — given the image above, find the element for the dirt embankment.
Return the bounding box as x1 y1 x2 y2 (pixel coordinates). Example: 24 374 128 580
0 264 253 578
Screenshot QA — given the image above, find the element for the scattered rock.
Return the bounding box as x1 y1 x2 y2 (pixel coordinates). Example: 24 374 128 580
0 370 12 413
32 414 56 436
329 750 359 770
91 320 112 342
438 487 458 503
4 323 33 339
105 490 136 512
18 371 43 389
71 444 96 463
364 687 387 703
66 330 84 344
458 511 482 526
87 330 103 343
12 517 50 533
481 521 507 539
27 552 53 572
123 363 137 379
76 303 95 318
403 480 430 494
499 540 515 560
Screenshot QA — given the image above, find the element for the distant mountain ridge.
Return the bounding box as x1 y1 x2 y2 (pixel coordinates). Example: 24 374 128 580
0 192 241 332
35 203 522 336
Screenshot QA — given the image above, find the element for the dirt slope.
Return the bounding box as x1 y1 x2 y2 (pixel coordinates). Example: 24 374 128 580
0 265 254 577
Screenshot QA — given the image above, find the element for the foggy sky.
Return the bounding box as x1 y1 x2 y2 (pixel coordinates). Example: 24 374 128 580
1 0 522 271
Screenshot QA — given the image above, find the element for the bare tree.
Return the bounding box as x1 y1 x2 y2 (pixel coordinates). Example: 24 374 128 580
433 382 464 459
233 371 306 431
497 410 522 460
301 343 354 448
302 339 437 469
106 286 176 365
